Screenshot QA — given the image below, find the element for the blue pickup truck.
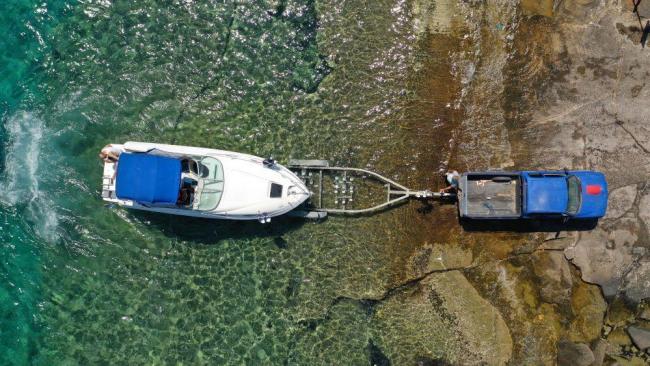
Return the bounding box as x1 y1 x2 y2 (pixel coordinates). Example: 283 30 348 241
457 171 608 220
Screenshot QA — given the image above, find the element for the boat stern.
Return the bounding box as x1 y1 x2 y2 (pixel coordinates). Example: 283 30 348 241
101 160 118 201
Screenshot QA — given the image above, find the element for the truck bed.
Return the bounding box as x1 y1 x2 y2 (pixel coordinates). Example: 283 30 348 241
459 173 521 219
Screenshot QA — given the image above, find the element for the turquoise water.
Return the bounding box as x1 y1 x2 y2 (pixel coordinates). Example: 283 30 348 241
1 0 469 364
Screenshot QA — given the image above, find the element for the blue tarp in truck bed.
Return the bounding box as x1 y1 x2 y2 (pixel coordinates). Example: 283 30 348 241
115 153 181 204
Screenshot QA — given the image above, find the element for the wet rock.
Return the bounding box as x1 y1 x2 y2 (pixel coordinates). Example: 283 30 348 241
607 327 632 352
371 271 512 365
412 0 457 35
606 185 637 220
621 261 650 304
568 228 635 298
531 251 573 305
590 338 607 366
569 280 607 342
557 340 595 366
407 242 472 277
606 297 636 327
627 326 650 350
521 0 554 17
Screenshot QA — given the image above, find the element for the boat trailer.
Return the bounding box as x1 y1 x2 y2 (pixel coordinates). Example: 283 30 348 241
287 160 455 219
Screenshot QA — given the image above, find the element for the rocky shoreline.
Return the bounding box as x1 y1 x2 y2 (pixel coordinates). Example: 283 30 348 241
365 0 650 364
517 1 650 364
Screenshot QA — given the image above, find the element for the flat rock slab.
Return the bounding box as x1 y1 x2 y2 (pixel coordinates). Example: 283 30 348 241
606 185 637 220
627 326 650 350
567 228 635 298
622 261 650 303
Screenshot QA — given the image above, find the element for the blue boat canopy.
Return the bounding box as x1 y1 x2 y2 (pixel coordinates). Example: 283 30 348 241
115 153 181 204
525 176 568 214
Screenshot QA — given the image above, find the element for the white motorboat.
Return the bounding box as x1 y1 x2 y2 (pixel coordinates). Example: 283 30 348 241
100 142 311 222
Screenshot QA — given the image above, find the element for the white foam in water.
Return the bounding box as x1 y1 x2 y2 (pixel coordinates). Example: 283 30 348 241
1 111 59 242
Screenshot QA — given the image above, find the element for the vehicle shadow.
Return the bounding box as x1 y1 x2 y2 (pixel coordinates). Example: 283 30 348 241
130 211 308 245
460 218 599 232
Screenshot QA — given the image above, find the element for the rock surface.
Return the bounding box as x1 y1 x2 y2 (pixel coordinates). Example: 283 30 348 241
627 326 650 350
556 341 594 366
621 261 650 303
606 185 637 220
590 338 607 366
372 270 512 365
498 0 650 363
407 242 473 277
567 228 635 298
568 280 607 342
515 0 650 306
532 251 573 305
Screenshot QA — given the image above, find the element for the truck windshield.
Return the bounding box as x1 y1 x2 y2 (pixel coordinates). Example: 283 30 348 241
566 175 581 215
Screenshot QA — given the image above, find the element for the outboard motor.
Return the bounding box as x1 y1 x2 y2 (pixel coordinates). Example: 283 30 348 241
263 157 276 168
258 213 271 224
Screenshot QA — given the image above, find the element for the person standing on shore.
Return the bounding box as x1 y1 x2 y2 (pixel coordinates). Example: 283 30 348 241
440 170 460 193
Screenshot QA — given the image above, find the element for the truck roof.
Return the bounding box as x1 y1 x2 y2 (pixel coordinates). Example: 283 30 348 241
524 175 568 214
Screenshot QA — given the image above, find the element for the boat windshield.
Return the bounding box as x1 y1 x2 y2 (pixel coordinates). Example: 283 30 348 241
197 157 224 211
566 175 581 215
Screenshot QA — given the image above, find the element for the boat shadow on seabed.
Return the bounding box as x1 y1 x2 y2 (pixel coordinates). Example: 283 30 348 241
128 210 306 246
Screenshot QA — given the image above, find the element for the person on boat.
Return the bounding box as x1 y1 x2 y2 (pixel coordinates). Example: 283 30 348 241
99 144 121 163
177 185 195 206
440 170 460 193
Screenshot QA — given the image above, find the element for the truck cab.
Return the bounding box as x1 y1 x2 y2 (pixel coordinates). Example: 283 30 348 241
458 170 607 220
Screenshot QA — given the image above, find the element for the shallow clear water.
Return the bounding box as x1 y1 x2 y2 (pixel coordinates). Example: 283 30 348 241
1 0 516 364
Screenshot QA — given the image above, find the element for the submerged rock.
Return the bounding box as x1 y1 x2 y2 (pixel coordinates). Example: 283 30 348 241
532 251 573 305
371 271 512 365
556 340 595 366
367 339 391 366
407 242 472 277
568 279 607 343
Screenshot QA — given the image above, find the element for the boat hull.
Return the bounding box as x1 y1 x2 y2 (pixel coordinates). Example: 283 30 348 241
101 142 310 221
